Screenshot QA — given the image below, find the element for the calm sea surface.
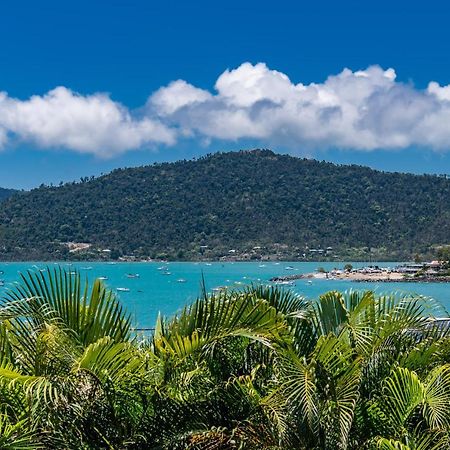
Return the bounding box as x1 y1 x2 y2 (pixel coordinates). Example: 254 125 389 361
0 261 448 327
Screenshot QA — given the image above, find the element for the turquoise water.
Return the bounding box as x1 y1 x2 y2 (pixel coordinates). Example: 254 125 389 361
0 261 448 326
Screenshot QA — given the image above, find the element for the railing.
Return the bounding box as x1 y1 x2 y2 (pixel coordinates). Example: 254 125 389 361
130 318 450 337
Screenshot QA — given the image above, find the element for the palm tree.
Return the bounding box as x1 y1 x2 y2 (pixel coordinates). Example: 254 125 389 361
0 269 449 449
274 290 450 449
0 268 141 448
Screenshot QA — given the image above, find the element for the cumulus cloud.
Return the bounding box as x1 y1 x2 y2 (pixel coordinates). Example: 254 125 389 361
0 87 175 156
150 80 212 116
147 62 450 152
3 62 450 156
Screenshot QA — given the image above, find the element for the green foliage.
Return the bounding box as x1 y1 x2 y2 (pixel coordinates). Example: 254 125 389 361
0 188 16 203
437 246 450 269
0 150 449 260
0 268 449 448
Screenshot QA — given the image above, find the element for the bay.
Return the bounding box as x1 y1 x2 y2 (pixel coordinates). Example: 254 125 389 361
0 261 448 327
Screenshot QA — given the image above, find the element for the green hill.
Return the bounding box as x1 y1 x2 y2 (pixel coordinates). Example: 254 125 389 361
0 188 17 203
0 150 449 261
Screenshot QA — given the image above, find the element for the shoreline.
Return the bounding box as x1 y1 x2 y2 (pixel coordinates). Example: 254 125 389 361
270 273 450 284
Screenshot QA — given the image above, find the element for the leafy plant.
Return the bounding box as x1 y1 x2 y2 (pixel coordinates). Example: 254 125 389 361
0 268 449 448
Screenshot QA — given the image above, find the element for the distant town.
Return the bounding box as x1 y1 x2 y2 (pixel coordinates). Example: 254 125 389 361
62 241 427 264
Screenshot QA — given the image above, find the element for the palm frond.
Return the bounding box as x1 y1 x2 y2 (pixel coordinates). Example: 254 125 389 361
1 268 132 347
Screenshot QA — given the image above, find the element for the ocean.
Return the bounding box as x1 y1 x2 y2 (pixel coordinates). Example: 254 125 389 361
0 261 448 327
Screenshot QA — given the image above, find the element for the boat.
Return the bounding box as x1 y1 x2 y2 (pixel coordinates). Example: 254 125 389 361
98 276 108 280
285 266 295 270
177 278 187 283
126 273 140 278
275 280 295 286
116 287 130 292
0 280 4 286
81 266 93 270
162 272 171 275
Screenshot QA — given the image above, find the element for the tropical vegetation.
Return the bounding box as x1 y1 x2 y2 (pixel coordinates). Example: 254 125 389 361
0 188 16 203
0 150 449 261
0 268 449 449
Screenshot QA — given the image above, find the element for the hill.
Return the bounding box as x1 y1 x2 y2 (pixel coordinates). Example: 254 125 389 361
0 188 17 203
0 150 449 261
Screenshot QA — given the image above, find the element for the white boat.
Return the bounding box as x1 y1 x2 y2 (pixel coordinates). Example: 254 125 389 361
162 272 171 275
98 276 108 280
126 273 140 278
177 278 187 283
116 287 130 292
275 280 295 286
285 266 295 270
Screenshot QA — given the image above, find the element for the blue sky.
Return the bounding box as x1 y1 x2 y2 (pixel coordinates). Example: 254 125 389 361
1 0 450 188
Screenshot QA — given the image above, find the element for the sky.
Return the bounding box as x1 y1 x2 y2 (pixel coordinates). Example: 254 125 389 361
1 0 450 189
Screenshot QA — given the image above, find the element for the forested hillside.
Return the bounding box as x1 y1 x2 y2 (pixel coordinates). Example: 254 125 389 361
0 187 16 202
0 150 449 260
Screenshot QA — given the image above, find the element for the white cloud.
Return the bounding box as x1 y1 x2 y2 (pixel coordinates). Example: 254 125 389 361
427 81 450 101
148 62 450 152
215 62 297 107
3 63 450 156
150 80 212 116
0 87 175 157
